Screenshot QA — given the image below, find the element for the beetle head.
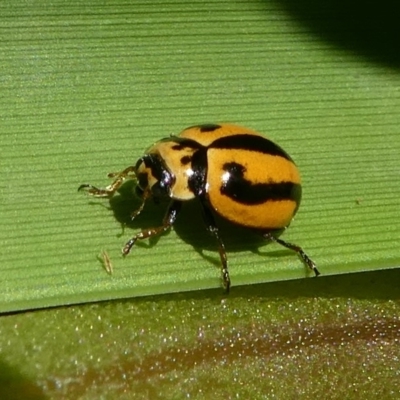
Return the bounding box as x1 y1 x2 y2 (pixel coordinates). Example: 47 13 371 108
134 154 174 199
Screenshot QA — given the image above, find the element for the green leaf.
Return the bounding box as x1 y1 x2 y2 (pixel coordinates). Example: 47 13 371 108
1 0 400 313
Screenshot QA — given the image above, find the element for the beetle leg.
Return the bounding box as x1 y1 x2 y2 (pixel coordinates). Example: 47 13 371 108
122 200 182 255
130 189 151 220
78 166 136 197
264 233 320 277
199 199 230 293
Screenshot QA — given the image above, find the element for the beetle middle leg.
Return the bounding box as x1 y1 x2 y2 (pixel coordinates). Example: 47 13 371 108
263 233 320 277
78 166 137 197
123 200 182 255
199 198 231 293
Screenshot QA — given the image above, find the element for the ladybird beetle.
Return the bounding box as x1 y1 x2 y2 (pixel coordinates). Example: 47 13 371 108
79 123 319 292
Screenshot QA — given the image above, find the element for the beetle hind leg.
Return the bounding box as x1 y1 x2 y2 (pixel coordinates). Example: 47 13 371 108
264 233 320 276
199 198 231 293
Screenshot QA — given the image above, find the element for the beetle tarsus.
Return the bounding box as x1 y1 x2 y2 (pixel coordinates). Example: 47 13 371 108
122 200 182 255
78 166 137 198
264 233 320 277
78 184 113 197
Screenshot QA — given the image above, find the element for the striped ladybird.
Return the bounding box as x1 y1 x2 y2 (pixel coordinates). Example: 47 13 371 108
79 123 319 291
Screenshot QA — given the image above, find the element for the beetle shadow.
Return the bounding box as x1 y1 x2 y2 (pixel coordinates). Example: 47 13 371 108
107 180 167 248
80 180 164 248
173 201 289 267
100 181 296 268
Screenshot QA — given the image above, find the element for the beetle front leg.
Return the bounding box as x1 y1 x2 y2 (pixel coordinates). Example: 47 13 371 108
123 200 182 255
78 166 137 197
199 198 231 293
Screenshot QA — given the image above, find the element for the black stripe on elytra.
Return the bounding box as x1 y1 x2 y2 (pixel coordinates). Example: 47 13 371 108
220 162 301 205
188 148 208 197
210 134 293 161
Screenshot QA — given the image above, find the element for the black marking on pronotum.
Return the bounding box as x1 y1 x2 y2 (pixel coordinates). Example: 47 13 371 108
220 162 301 205
180 155 192 165
211 134 293 161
